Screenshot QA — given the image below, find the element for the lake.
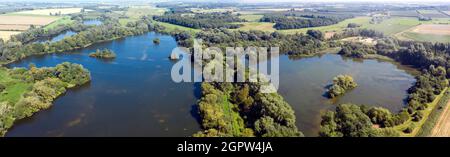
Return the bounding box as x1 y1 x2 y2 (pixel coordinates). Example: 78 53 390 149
5 32 416 137
83 20 103 26
34 30 77 43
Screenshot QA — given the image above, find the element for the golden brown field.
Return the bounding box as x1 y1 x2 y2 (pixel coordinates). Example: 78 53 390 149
430 100 450 137
410 24 450 35
0 25 30 31
0 15 59 26
13 8 82 15
0 31 21 41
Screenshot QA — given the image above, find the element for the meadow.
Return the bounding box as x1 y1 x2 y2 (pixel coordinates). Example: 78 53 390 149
125 5 167 19
44 16 75 30
233 22 276 32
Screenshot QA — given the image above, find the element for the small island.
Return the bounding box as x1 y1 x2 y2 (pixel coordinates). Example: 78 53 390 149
89 49 116 59
153 38 160 44
326 75 358 98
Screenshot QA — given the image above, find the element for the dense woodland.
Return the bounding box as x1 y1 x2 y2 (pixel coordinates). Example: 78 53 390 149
196 29 326 56
260 13 353 30
194 82 302 137
154 13 244 29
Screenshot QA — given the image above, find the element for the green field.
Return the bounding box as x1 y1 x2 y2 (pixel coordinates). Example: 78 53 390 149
154 21 200 35
0 68 32 104
232 22 276 32
238 14 264 22
126 6 167 19
400 32 450 43
278 16 450 38
44 16 75 30
119 18 137 26
278 17 371 34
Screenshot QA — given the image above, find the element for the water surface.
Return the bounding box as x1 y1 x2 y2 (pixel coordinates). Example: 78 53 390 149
7 32 201 137
5 33 416 137
83 20 102 26
34 31 77 43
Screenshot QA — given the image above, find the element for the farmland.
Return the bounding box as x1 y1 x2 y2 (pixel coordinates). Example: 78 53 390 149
278 17 371 34
418 10 448 18
0 14 60 40
410 24 450 35
11 8 82 16
190 8 236 13
125 5 167 19
390 10 420 17
0 15 59 26
238 14 264 22
44 16 75 30
232 22 276 32
0 31 21 41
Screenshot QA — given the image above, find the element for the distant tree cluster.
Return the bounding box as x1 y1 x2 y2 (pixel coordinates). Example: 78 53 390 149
89 49 116 59
154 12 244 29
331 28 384 39
338 42 376 58
153 38 160 44
260 13 353 30
347 23 361 28
326 75 358 98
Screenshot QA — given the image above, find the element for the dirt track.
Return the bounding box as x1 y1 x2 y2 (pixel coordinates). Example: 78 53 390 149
430 99 450 137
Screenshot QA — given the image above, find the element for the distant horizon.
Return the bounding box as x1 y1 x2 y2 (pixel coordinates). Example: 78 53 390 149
1 0 450 4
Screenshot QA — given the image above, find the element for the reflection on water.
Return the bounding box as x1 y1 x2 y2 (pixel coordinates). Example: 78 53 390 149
6 32 201 137
5 32 417 137
83 20 102 26
34 31 77 43
277 54 416 136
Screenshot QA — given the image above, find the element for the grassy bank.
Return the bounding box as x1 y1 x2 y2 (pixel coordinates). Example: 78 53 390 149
0 63 91 136
416 89 450 136
394 87 448 137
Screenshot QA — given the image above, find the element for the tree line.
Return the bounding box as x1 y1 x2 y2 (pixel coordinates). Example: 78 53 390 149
153 12 245 29
260 13 353 30
195 29 327 56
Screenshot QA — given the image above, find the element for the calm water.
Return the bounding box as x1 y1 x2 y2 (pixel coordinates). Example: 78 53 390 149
34 31 77 43
83 20 102 26
277 54 416 136
7 32 201 137
5 32 416 137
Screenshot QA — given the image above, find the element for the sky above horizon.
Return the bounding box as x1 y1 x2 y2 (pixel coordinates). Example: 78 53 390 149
2 0 450 3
